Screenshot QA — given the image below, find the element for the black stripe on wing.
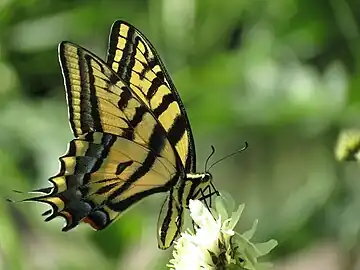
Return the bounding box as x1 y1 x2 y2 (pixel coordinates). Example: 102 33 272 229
106 20 196 172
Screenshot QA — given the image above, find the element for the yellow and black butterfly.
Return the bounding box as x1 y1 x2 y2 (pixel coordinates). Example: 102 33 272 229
16 20 229 249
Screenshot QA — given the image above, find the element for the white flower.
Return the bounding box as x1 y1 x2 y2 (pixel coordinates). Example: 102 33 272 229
168 194 277 270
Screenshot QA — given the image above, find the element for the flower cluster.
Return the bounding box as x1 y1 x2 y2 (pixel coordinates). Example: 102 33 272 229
168 194 277 270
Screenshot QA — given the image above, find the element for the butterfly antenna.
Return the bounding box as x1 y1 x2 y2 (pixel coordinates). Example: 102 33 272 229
204 145 216 172
207 141 248 171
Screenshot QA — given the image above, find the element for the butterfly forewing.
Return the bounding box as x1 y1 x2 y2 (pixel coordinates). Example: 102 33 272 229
106 20 196 172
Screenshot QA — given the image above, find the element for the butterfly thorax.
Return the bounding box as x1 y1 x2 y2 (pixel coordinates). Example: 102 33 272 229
186 172 212 195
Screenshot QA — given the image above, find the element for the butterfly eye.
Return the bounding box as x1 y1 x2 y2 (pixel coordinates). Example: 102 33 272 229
202 173 211 182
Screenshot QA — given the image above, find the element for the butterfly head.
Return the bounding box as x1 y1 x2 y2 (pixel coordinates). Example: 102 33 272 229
198 172 216 198
201 172 212 183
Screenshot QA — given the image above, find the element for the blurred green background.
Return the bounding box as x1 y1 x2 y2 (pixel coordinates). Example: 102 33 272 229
1 0 360 269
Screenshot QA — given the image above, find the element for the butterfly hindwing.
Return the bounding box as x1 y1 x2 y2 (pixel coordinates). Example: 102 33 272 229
106 20 196 172
29 131 180 231
157 190 184 249
157 173 212 249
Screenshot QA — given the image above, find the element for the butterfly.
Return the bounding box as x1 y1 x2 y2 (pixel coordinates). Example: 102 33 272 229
17 20 225 249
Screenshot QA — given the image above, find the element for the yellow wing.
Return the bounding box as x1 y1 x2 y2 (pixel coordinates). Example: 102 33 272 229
335 129 360 161
157 173 213 249
25 42 185 231
157 190 184 249
106 20 196 172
